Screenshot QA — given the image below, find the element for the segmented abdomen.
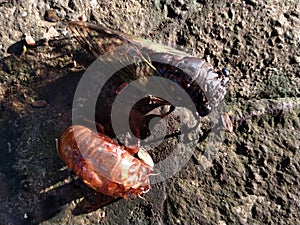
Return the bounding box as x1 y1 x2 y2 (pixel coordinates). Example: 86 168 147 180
150 54 228 115
58 125 153 198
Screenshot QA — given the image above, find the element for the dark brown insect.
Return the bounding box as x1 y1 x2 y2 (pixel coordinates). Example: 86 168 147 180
58 125 154 199
68 21 229 116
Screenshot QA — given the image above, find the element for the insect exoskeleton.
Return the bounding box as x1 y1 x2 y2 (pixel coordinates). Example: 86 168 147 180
58 125 154 199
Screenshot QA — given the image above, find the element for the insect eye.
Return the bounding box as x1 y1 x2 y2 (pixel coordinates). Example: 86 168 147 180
222 67 229 77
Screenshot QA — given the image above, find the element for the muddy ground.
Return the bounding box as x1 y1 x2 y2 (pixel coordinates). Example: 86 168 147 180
0 0 300 224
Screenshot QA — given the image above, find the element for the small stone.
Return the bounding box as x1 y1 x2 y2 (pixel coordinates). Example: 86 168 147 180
31 100 48 108
44 9 59 22
21 11 28 17
25 35 36 46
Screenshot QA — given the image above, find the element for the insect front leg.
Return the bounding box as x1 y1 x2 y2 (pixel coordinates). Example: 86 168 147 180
124 127 154 168
145 95 175 118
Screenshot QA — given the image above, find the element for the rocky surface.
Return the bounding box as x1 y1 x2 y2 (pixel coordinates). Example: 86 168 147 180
0 0 299 224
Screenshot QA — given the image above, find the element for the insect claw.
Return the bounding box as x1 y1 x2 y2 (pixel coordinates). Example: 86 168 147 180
138 194 147 201
137 148 154 168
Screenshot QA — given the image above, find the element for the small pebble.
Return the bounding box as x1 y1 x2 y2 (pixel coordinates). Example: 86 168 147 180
44 9 59 22
22 11 28 17
31 100 48 108
25 35 36 46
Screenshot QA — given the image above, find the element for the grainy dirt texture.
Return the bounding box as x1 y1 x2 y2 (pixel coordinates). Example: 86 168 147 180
0 0 299 225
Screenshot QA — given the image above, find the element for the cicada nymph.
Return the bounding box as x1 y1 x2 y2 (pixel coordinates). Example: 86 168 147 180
58 125 154 199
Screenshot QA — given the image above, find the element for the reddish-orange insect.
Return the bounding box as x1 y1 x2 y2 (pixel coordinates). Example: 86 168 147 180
58 125 154 199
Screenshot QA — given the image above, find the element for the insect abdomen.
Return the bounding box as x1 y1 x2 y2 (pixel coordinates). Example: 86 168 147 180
58 125 153 198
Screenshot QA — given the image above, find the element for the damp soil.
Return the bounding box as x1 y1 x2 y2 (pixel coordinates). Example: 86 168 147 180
0 0 299 225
